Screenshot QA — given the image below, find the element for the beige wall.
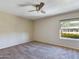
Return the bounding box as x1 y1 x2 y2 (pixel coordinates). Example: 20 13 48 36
1 11 79 49
0 12 33 49
33 11 79 49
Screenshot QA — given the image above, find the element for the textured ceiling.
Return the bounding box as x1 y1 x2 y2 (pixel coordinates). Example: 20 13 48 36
0 0 79 20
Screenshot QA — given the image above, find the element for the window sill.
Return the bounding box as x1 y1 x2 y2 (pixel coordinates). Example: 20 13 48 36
60 37 79 41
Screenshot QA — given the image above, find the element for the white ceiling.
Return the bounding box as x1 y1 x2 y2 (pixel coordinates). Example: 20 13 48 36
0 0 79 20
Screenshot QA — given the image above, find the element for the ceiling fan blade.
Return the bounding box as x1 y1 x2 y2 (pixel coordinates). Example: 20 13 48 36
41 10 46 14
18 4 32 7
28 10 36 12
18 3 38 7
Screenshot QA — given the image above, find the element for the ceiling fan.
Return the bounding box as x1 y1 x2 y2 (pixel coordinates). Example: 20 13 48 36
18 2 46 14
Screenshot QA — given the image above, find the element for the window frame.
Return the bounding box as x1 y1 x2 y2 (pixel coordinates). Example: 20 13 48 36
59 18 79 40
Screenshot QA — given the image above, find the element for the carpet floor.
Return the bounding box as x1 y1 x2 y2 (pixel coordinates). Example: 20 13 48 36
0 41 79 59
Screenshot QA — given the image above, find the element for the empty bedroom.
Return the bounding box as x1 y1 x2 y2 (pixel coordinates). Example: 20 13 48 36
0 0 79 59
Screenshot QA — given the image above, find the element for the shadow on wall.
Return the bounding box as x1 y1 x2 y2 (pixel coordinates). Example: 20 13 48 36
0 32 29 49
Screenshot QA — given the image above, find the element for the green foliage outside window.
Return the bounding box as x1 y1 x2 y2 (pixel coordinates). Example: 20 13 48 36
61 33 79 39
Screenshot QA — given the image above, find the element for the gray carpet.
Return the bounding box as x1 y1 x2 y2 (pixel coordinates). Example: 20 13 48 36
0 42 79 59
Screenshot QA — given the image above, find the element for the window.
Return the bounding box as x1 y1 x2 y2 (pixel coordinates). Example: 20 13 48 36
60 18 79 40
